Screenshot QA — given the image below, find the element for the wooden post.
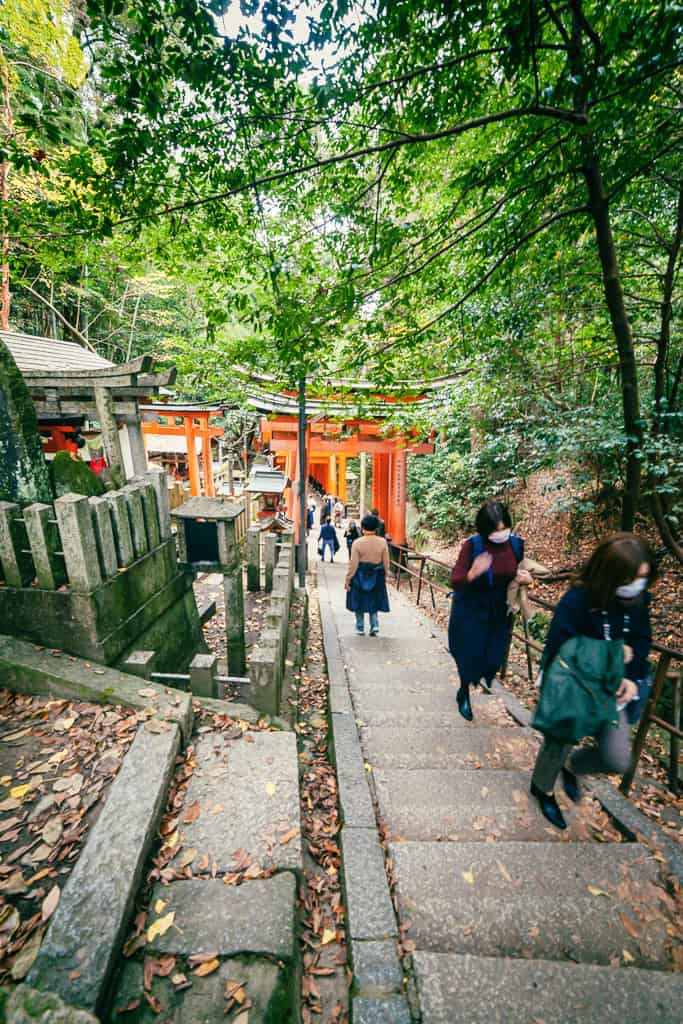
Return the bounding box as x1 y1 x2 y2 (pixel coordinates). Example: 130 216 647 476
338 455 347 503
670 668 681 795
200 414 215 497
416 556 425 606
620 651 671 795
94 385 124 478
359 451 367 518
329 454 337 496
184 415 201 497
522 615 534 681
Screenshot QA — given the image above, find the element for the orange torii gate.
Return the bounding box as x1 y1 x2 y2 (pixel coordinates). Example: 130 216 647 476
259 416 434 545
140 404 225 497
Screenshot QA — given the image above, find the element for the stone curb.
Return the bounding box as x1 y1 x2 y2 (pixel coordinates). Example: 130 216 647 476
28 722 181 1014
0 634 193 742
196 694 292 731
316 569 412 1023
427 617 683 883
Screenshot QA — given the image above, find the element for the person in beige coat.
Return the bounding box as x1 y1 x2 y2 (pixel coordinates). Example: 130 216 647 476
344 514 391 636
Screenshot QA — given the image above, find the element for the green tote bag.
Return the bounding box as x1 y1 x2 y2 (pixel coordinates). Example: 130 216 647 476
531 635 623 745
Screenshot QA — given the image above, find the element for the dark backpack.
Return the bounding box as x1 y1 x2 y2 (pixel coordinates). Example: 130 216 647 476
469 533 523 587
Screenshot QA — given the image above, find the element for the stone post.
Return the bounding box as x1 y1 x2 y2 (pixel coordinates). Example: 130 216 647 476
223 569 246 676
264 531 277 593
190 652 217 698
147 466 171 540
246 526 261 591
123 414 148 476
94 385 124 478
123 483 148 559
0 501 33 587
249 646 279 717
106 490 135 567
23 502 65 590
54 493 103 593
133 480 161 549
89 496 118 579
121 650 156 679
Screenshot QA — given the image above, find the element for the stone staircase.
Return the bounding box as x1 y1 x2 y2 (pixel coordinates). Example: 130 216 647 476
321 562 683 1023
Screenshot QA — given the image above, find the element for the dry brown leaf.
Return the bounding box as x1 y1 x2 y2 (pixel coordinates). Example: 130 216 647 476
182 801 201 824
41 883 60 922
620 913 639 939
193 957 220 976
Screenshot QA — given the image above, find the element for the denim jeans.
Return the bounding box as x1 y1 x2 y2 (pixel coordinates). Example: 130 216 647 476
321 539 335 561
356 610 379 633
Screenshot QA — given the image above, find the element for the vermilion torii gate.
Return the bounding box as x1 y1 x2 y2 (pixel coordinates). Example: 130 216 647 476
260 416 434 545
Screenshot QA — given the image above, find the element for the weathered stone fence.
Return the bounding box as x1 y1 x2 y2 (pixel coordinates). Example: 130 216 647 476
248 527 296 717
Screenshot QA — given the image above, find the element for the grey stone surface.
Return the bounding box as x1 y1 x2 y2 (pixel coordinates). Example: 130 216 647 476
373 768 581 841
121 649 155 679
390 842 667 966
352 685 510 725
123 484 148 559
135 480 161 549
341 828 396 941
413 952 683 1024
147 874 296 959
352 939 403 996
110 955 291 1024
106 490 134 567
247 526 261 591
180 730 302 872
54 493 103 593
195 694 291 731
352 995 412 1024
89 495 118 579
0 635 194 741
23 502 65 590
264 531 277 592
3 985 98 1023
29 724 181 1012
249 644 280 717
331 711 365 776
189 651 217 698
337 766 377 829
147 466 172 540
223 568 246 676
361 725 538 770
329 683 353 714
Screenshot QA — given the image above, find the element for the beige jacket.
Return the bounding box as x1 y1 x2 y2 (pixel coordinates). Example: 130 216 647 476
506 556 552 619
345 534 390 588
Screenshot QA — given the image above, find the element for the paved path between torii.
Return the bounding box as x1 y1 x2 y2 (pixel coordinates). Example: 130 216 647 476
317 557 683 1023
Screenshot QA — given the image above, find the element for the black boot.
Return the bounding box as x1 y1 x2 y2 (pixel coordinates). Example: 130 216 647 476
561 766 581 804
456 685 473 722
530 782 567 830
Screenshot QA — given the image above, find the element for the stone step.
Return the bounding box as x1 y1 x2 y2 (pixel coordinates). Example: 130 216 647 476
178 729 302 874
361 726 539 770
412 952 683 1023
353 688 514 728
352 708 517 730
373 769 590 842
389 842 670 967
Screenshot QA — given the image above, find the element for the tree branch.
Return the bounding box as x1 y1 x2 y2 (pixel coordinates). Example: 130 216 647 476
19 282 98 353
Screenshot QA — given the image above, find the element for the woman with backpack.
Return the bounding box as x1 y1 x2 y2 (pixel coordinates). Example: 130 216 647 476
345 513 390 636
449 501 531 721
529 534 654 830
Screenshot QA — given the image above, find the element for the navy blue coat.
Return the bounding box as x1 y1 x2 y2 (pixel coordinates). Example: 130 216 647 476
346 562 390 614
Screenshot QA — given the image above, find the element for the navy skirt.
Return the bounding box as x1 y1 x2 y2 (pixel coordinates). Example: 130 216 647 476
448 587 511 684
346 562 390 614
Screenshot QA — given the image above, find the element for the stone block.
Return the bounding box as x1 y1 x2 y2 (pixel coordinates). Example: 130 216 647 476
329 684 353 714
106 490 134 567
178 731 302 873
352 939 404 996
247 526 261 591
337 768 376 829
133 479 161 550
189 652 217 698
352 996 412 1024
147 466 171 540
331 712 365 777
223 568 246 676
89 496 118 579
2 985 99 1023
23 502 65 590
341 828 397 941
216 517 238 568
123 483 148 558
54 493 103 593
147 874 296 959
121 650 156 680
249 645 280 717
29 724 181 1013
0 500 33 587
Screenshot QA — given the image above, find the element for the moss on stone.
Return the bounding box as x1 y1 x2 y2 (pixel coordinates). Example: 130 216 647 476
49 451 105 498
0 340 53 506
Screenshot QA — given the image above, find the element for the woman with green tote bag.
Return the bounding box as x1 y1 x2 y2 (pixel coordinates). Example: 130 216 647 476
530 534 655 830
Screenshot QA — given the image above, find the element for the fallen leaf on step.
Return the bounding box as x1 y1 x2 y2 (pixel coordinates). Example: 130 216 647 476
154 899 167 914
193 957 219 976
138 688 158 698
497 861 513 883
622 949 635 963
279 828 298 846
321 928 336 945
10 784 33 801
41 884 60 922
265 782 276 796
208 804 223 815
175 847 197 869
587 886 610 897
619 913 639 939
147 911 175 942
182 801 201 823
462 871 475 885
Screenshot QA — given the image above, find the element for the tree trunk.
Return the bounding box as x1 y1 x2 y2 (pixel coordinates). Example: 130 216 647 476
650 486 683 563
582 158 641 531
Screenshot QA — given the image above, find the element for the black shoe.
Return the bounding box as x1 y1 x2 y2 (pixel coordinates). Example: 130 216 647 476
530 782 567 830
561 767 581 804
456 687 473 722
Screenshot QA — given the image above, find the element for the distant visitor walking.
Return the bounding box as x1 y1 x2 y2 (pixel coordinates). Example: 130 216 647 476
448 501 529 721
345 514 390 636
344 520 360 559
530 533 654 831
318 517 338 562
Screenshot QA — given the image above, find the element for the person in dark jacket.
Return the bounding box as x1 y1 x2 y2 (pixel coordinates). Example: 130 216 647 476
370 508 386 537
319 517 337 562
530 533 654 830
344 520 360 559
345 514 390 636
449 501 530 721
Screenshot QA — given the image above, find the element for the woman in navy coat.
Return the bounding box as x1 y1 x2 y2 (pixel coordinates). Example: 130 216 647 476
449 501 530 721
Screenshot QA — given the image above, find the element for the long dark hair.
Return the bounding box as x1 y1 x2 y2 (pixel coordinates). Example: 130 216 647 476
578 533 656 609
475 501 512 539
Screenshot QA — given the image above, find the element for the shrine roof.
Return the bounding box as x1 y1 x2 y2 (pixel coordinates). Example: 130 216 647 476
2 330 113 373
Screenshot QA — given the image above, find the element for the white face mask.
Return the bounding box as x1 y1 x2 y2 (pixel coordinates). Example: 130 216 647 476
488 528 511 544
615 576 648 599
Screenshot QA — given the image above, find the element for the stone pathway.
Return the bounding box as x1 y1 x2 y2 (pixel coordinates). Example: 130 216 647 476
318 560 683 1023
